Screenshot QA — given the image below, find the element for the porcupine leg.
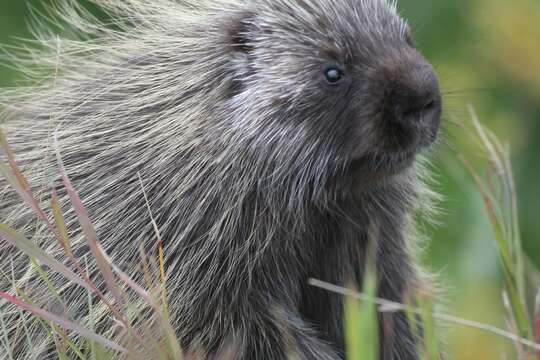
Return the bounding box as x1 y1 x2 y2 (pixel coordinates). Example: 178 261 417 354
196 294 340 360
377 293 420 360
175 242 342 359
375 228 421 360
235 303 341 360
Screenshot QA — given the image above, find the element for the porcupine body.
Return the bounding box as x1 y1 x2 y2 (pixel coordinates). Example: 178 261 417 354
0 0 442 359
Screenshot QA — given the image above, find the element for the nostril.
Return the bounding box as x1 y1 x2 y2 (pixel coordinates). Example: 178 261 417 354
399 93 441 125
380 60 442 126
423 99 435 111
401 97 435 119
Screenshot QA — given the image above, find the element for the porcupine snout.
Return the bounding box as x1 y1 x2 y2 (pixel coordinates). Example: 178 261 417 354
376 50 442 150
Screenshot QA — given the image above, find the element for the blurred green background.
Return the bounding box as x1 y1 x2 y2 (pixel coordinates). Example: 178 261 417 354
0 0 539 358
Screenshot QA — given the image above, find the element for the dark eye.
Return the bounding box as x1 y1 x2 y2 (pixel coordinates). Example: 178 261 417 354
325 67 344 84
405 28 415 47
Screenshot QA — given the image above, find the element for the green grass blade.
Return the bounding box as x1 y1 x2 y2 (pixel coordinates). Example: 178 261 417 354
0 291 126 353
54 140 125 312
0 223 92 292
418 293 438 360
345 291 364 360
345 271 379 360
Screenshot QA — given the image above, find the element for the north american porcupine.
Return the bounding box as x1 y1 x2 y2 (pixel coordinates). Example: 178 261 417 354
0 0 442 358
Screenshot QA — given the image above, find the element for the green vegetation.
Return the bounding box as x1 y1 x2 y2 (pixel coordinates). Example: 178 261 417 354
339 110 540 359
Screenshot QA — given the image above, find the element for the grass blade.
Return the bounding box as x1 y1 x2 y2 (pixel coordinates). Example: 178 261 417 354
466 106 534 341
344 271 379 360
51 190 74 258
54 134 124 312
0 291 126 353
345 288 364 360
0 131 57 235
418 291 438 359
534 289 540 360
0 223 92 292
310 279 540 352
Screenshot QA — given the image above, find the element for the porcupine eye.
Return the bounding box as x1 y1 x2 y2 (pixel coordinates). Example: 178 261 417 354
325 67 344 84
405 27 415 48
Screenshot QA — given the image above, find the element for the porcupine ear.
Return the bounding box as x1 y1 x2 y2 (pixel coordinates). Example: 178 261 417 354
226 10 256 96
227 10 255 55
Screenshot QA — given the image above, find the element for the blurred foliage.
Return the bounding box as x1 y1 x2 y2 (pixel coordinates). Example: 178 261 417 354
0 0 539 359
398 0 540 358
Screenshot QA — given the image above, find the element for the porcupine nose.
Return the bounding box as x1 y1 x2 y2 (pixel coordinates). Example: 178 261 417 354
390 63 441 129
378 53 442 147
393 65 441 126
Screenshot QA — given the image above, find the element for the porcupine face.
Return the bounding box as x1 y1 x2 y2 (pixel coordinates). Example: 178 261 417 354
226 0 441 190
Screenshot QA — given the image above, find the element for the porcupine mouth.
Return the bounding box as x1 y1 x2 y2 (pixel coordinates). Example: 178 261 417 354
344 106 441 182
347 120 439 179
348 149 417 179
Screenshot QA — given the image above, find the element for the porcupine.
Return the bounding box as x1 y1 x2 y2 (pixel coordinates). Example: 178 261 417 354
0 0 442 358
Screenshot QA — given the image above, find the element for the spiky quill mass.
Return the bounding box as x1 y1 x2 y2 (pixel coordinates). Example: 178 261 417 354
0 0 441 359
